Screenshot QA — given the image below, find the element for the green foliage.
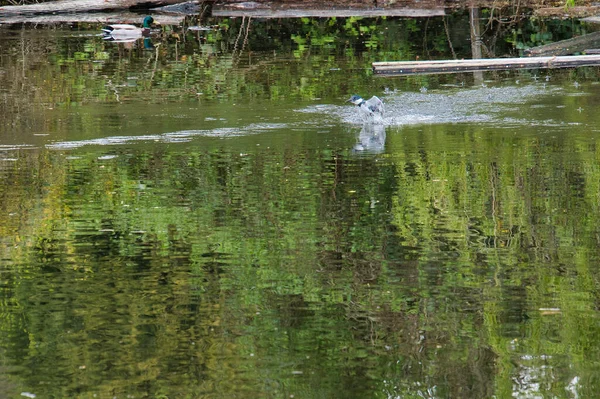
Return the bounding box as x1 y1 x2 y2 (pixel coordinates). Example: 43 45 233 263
509 17 587 55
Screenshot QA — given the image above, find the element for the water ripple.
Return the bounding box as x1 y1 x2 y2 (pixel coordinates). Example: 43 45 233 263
47 123 289 150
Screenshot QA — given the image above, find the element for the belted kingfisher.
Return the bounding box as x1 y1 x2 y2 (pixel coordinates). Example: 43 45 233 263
347 94 384 122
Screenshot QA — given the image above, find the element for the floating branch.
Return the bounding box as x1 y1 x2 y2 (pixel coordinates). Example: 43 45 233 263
372 55 600 76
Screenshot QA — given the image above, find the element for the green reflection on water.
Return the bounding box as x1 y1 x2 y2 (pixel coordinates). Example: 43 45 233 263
1 13 600 399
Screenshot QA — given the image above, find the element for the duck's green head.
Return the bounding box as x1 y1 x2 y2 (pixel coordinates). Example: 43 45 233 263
142 16 154 28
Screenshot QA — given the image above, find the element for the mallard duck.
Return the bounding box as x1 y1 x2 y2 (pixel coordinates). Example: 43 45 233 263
102 16 155 39
347 94 385 123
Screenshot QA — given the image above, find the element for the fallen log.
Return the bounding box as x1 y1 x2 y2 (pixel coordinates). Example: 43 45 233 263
524 31 600 57
0 11 185 25
0 0 186 17
536 6 600 19
212 5 445 18
372 55 600 76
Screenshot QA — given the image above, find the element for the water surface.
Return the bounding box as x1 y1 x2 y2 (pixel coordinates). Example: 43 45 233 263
1 14 600 399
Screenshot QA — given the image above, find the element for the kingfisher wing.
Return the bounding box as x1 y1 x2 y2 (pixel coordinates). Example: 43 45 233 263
365 96 384 115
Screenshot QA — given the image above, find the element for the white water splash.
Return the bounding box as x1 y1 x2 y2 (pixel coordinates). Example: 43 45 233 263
303 84 565 127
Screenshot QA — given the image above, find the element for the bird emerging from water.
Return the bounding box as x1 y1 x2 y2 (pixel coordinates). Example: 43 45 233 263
102 16 155 41
347 94 385 123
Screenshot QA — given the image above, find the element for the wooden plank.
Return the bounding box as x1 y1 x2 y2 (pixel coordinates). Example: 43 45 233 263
212 7 446 18
372 55 600 76
524 31 600 56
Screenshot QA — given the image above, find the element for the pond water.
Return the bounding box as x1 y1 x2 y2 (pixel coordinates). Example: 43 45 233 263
2 11 600 399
